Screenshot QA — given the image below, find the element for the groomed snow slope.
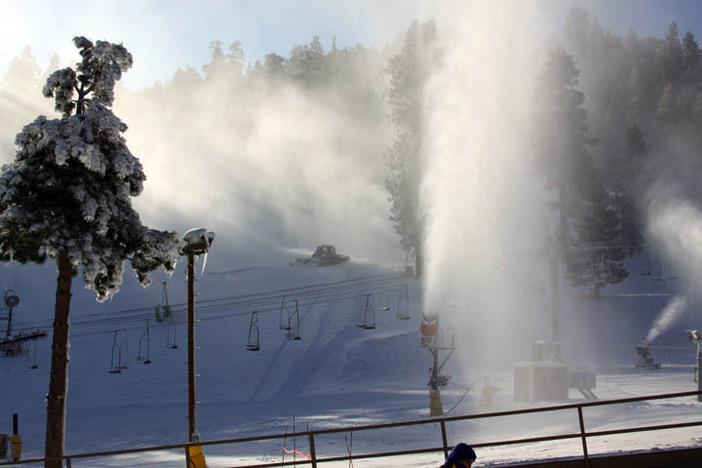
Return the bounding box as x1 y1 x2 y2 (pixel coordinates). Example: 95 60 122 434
1 251 701 467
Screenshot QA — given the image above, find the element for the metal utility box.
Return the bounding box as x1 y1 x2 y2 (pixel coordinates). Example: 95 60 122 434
568 367 596 389
532 340 563 362
514 361 568 403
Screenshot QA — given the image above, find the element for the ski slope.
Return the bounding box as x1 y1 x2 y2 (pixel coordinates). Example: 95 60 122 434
1 250 701 467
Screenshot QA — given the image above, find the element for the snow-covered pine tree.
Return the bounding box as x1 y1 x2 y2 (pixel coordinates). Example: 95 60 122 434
384 20 439 277
0 37 181 468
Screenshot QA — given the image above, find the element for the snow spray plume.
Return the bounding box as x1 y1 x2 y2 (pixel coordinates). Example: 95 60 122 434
421 1 555 370
112 41 404 266
645 295 687 344
645 193 702 343
648 195 702 284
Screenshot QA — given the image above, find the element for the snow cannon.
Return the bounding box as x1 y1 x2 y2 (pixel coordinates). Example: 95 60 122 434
182 228 215 255
634 342 660 369
420 313 438 347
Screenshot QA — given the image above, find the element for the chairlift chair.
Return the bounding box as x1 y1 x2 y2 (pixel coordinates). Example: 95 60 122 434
246 311 260 351
282 300 301 339
280 297 298 334
396 284 410 320
165 321 178 349
279 295 288 330
26 341 38 369
108 330 127 374
358 293 376 330
284 301 301 340
154 305 163 323
162 281 172 319
116 329 129 370
136 319 152 364
378 280 391 312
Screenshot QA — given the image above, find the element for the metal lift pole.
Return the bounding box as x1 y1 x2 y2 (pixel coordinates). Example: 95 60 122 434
550 247 560 344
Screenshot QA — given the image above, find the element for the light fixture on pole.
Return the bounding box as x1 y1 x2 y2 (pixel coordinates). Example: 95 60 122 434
4 290 19 338
686 329 701 402
181 228 214 444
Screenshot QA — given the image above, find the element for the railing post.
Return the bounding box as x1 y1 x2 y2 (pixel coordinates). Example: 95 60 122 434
577 406 590 468
440 420 449 459
65 457 71 468
308 433 317 468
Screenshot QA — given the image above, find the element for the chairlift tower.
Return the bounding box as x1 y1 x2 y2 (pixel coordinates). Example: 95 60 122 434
182 227 215 443
0 290 48 358
426 327 456 417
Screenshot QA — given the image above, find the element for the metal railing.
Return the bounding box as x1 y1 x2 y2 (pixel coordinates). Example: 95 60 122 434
3 390 701 467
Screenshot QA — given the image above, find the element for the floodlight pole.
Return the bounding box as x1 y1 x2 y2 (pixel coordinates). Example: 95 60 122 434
187 248 197 441
696 340 702 402
6 304 13 338
182 228 214 445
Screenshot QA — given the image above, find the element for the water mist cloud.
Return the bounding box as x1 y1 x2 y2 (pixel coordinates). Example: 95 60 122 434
116 79 400 266
648 194 702 286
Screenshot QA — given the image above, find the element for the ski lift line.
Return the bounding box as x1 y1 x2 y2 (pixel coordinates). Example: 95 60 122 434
162 271 402 312
182 279 407 315
15 272 406 329
15 275 406 332
193 289 388 325
107 286 403 337
167 284 401 322
14 275 411 339
14 305 189 334
171 272 405 312
30 284 397 341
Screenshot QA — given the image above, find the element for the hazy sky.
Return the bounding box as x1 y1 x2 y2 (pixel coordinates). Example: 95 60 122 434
2 0 702 89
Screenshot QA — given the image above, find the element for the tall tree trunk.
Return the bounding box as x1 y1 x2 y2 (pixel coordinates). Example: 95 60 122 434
44 249 73 468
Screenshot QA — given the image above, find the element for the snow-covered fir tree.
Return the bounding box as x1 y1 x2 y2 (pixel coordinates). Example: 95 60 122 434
0 36 181 468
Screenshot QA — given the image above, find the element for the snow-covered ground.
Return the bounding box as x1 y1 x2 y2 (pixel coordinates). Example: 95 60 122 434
1 248 701 467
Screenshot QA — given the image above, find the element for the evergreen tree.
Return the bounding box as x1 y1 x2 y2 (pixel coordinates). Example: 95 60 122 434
0 46 49 163
2 45 42 95
263 52 286 83
203 40 226 81
656 81 678 123
287 35 328 87
0 37 181 467
567 185 628 296
384 20 439 276
682 31 701 82
657 23 684 86
614 123 648 247
533 47 593 250
533 47 626 293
